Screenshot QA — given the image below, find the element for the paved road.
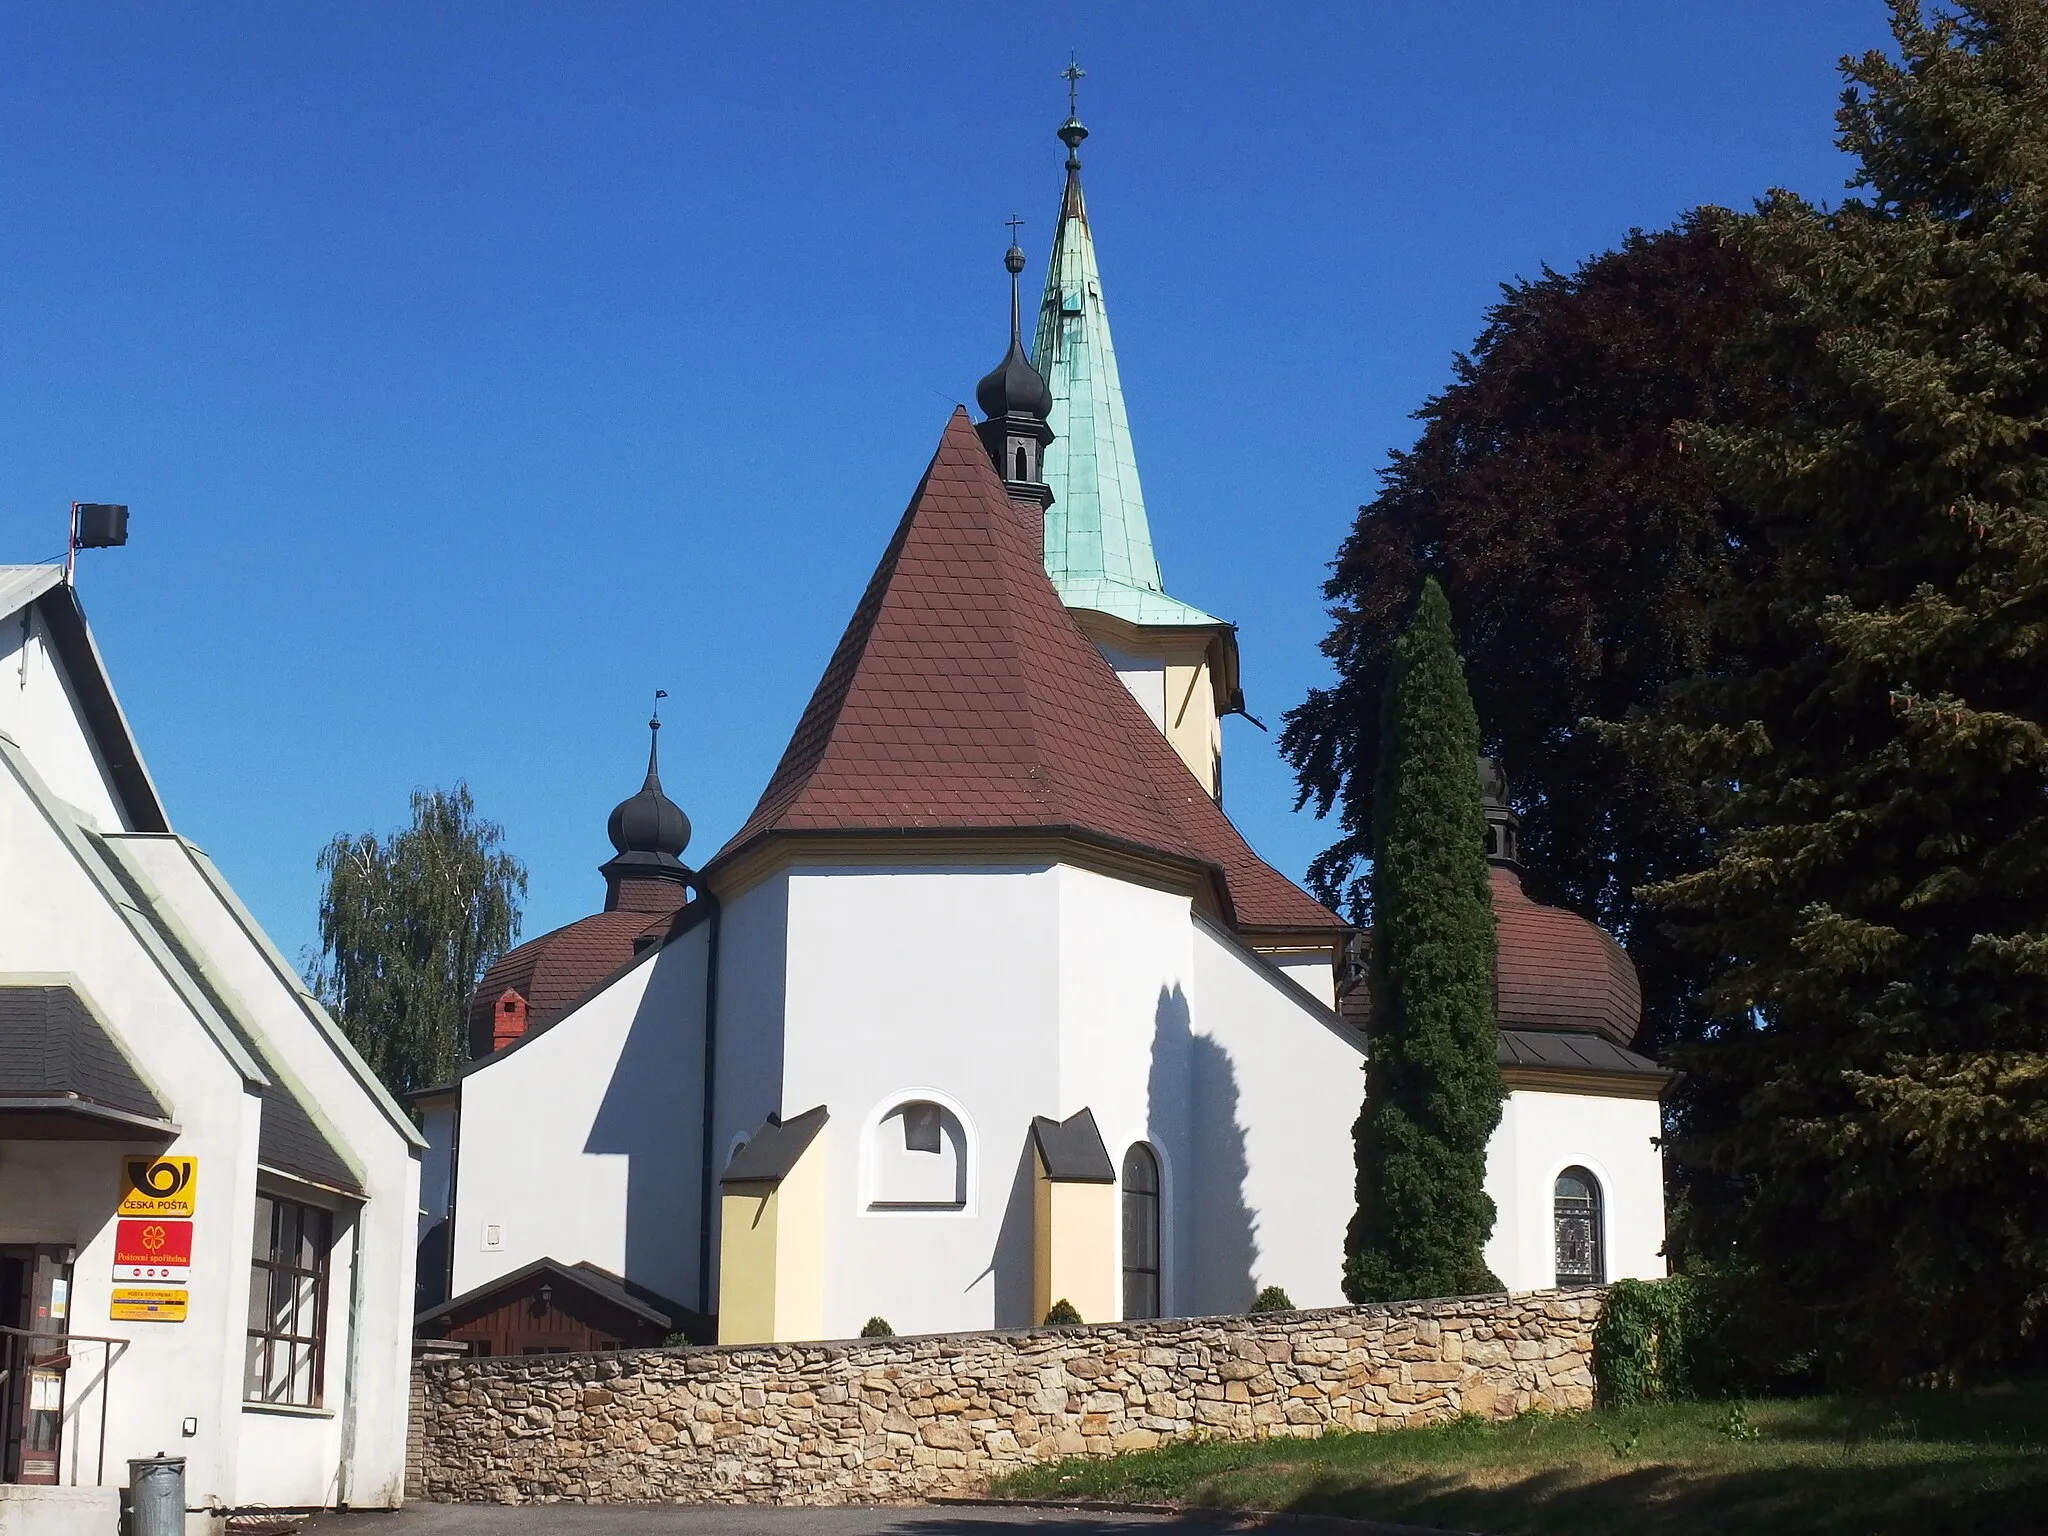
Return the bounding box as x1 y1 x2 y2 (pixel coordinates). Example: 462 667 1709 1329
304 1503 1374 1536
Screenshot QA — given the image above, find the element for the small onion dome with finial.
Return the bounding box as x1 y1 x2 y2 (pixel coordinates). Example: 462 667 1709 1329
607 717 691 861
976 322 1053 421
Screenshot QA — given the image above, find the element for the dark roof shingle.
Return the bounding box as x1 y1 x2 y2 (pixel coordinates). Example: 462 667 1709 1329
710 410 1340 935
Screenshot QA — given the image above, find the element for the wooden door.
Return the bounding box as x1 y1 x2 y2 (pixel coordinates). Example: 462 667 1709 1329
0 1247 72 1485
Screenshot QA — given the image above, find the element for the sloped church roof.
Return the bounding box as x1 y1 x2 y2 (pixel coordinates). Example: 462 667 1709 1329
708 410 1339 936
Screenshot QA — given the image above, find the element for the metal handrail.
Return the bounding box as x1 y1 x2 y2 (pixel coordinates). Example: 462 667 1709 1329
0 1324 129 1488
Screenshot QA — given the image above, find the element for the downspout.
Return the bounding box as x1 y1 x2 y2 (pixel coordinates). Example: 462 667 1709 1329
443 1098 461 1308
694 887 723 1340
335 1209 366 1509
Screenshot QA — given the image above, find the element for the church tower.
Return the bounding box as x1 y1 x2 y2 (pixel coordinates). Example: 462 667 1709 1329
1028 70 1241 800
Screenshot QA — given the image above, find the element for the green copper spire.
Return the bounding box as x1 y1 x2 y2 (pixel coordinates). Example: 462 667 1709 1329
1029 86 1222 629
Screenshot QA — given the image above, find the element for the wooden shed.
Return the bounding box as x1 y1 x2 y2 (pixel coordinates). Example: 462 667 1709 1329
414 1257 686 1356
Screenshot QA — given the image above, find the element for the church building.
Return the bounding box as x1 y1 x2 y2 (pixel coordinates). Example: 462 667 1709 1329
415 104 1669 1348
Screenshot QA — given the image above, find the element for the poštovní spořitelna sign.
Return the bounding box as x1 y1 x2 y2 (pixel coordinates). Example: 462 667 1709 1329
114 1219 192 1283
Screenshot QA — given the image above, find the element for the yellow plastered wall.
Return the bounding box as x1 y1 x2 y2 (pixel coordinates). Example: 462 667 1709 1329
717 1182 779 1345
717 1133 828 1345
1031 1149 1117 1325
1162 652 1221 799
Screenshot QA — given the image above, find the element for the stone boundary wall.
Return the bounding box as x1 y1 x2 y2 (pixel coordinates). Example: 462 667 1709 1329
410 1289 1602 1505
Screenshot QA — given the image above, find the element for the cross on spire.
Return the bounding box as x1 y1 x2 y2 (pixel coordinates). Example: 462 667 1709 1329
1062 55 1085 119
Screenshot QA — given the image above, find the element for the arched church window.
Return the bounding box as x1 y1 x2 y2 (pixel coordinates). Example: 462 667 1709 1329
1015 445 1029 480
1122 1143 1161 1320
868 1099 967 1209
1554 1167 1604 1286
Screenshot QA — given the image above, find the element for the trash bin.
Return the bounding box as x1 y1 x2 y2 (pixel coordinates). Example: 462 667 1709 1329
122 1455 184 1536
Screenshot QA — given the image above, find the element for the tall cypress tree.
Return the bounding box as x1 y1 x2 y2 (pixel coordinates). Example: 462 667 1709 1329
1632 0 2048 1377
1346 579 1505 1302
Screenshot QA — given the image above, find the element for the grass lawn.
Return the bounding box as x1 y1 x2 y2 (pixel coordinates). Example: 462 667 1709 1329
988 1382 2048 1536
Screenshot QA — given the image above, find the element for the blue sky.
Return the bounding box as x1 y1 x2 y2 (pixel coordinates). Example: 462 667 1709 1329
0 2 1883 965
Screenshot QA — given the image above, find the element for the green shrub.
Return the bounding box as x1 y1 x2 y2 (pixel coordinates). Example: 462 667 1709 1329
1043 1298 1083 1326
1595 1276 1704 1404
859 1316 894 1339
1248 1286 1296 1314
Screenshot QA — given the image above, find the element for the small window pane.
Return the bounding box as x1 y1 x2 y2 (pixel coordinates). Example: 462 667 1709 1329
243 1336 266 1399
290 1344 316 1403
901 1103 942 1154
252 1196 274 1258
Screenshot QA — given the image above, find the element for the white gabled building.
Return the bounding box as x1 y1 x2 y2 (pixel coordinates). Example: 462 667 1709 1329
0 565 422 1529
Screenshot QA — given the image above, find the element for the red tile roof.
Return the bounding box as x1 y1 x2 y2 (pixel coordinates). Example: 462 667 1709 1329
708 409 1341 935
1335 870 1644 1050
1490 866 1641 1045
465 909 670 1059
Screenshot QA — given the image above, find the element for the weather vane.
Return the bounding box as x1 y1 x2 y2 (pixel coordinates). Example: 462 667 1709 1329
1063 55 1085 119
652 688 668 727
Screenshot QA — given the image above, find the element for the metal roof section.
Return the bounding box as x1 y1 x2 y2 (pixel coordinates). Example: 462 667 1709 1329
722 1105 830 1186
1496 1028 1673 1100
0 565 63 618
0 567 168 834
93 835 365 1193
0 734 267 1086
0 977 179 1137
1028 145 1224 631
1029 1106 1116 1182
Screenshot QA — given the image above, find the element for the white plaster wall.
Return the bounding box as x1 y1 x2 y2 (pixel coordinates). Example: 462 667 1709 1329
1483 1088 1667 1290
1052 866 1193 1321
1268 953 1337 1009
108 834 420 1508
706 875 789 1317
453 926 708 1311
0 610 126 830
778 865 1061 1338
1096 644 1167 733
0 763 269 1510
1187 918 1362 1312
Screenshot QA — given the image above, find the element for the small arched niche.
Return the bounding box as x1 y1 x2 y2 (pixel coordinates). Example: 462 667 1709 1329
869 1099 968 1210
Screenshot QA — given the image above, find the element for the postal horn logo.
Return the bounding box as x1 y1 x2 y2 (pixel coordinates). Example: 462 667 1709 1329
135 1160 190 1197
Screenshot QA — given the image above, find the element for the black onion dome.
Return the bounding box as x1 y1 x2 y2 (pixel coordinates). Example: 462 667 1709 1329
607 720 691 859
976 336 1053 421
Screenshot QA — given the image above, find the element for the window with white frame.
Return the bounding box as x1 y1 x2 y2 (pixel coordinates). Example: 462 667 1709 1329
868 1099 967 1209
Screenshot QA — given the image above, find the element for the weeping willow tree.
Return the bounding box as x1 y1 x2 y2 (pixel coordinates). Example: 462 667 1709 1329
307 783 526 1098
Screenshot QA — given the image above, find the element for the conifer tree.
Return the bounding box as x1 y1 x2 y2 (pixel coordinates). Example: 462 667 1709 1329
1631 0 2048 1376
1346 579 1505 1302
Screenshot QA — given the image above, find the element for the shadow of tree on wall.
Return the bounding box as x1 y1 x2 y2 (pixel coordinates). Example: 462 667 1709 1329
1150 983 1259 1315
982 1132 1039 1329
584 943 707 1326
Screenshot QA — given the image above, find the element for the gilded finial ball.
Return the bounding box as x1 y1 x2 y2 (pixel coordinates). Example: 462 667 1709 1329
1004 244 1026 276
